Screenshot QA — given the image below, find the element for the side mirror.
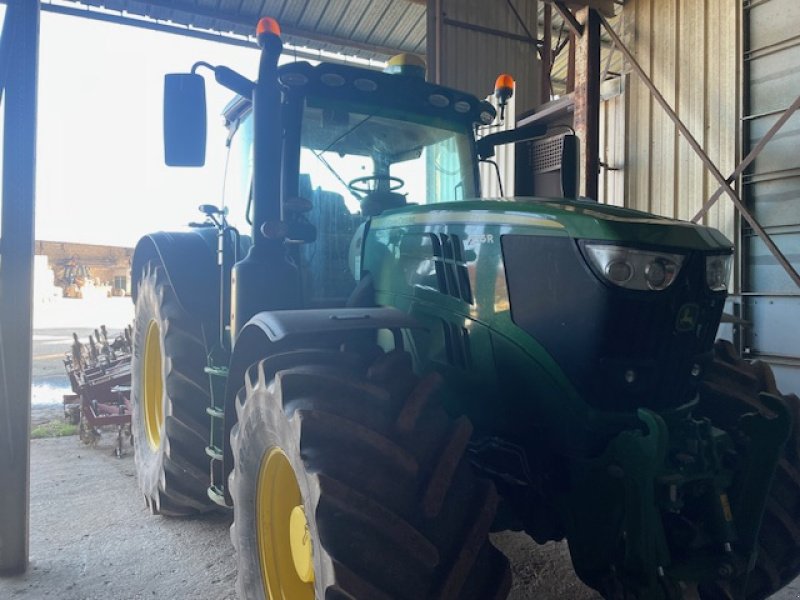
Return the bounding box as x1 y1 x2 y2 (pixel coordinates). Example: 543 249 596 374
163 73 207 166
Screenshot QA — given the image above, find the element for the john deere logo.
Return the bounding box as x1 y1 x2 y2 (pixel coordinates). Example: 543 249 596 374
676 303 700 332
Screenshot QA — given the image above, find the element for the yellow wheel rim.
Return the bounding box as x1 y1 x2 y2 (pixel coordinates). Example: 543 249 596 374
257 447 315 600
142 320 165 451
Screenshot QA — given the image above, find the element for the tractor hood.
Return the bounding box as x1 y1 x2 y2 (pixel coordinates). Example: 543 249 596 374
376 198 733 252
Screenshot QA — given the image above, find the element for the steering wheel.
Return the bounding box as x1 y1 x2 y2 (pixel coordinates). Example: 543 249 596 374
347 175 405 195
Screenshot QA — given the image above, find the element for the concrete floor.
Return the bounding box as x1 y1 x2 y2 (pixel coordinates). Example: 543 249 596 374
0 436 237 600
0 435 599 599
1 435 798 599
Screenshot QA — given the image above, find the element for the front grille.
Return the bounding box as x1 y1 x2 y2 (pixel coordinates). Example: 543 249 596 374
502 234 726 412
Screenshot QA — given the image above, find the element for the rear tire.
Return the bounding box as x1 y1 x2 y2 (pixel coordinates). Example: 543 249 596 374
131 264 214 516
698 340 800 599
229 347 511 600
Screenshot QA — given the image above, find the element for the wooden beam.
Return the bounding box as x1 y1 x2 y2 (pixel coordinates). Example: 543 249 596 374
541 3 553 104
573 7 601 200
544 0 616 17
552 1 583 37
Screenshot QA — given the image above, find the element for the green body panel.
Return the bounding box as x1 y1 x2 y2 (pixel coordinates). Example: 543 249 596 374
363 197 731 438
359 196 790 595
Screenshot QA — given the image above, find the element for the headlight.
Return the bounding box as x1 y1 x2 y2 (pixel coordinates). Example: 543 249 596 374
706 254 732 291
583 244 685 291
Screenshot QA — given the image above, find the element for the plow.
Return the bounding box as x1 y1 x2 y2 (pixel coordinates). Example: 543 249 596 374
63 325 133 457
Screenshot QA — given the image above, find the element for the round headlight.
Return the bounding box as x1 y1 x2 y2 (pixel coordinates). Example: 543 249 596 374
645 260 668 289
583 243 685 291
480 110 494 124
605 260 633 284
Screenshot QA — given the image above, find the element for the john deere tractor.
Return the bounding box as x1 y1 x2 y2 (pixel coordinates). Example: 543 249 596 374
130 16 800 600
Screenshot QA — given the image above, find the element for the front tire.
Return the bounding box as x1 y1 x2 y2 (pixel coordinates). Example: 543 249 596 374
230 347 511 600
698 340 800 599
131 264 214 516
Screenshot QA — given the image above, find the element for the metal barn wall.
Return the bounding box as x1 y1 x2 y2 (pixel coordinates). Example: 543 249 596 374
599 78 626 206
615 0 740 244
427 0 541 116
743 0 800 393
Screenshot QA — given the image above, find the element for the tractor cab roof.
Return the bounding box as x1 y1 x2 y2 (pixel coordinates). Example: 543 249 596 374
223 60 495 133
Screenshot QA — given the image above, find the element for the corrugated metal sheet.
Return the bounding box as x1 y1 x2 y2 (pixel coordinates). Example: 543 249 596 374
429 0 541 115
742 0 800 394
598 78 625 205
43 0 427 60
426 0 537 196
616 0 739 245
47 0 614 102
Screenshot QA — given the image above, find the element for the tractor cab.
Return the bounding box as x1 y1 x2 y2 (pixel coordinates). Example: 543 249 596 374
218 59 492 307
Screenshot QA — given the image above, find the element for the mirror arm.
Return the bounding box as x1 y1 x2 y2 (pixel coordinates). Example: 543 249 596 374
476 122 548 160
191 61 256 99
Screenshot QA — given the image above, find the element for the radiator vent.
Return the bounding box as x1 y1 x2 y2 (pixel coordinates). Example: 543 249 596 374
442 320 471 368
431 233 473 304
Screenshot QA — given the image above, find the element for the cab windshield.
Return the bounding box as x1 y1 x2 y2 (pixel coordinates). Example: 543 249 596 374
222 94 478 304
295 96 478 303
299 95 478 213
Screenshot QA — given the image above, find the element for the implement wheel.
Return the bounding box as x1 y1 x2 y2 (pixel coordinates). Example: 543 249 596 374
131 264 214 516
229 347 511 600
698 340 800 599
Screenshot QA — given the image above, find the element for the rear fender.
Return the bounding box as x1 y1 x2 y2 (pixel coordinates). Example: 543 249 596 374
131 229 219 324
220 307 424 505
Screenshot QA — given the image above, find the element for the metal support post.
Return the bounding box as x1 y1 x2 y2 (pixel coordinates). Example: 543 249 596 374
599 14 800 289
541 3 553 104
0 0 40 576
574 7 601 199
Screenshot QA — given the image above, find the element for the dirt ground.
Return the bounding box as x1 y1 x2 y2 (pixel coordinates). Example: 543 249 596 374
0 434 598 600
3 296 796 599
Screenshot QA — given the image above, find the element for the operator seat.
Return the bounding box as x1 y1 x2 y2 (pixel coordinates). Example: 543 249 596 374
299 173 361 305
360 190 406 217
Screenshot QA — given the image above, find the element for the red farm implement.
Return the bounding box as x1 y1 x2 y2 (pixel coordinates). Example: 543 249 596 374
63 325 133 457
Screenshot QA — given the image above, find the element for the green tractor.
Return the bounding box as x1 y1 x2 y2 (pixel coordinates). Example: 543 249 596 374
130 17 800 600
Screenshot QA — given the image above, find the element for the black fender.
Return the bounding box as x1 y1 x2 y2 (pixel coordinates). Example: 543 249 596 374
131 228 219 324
131 228 253 328
220 306 424 505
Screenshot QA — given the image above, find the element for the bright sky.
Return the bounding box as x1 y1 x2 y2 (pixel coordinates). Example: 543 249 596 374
36 12 261 247
33 13 465 248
